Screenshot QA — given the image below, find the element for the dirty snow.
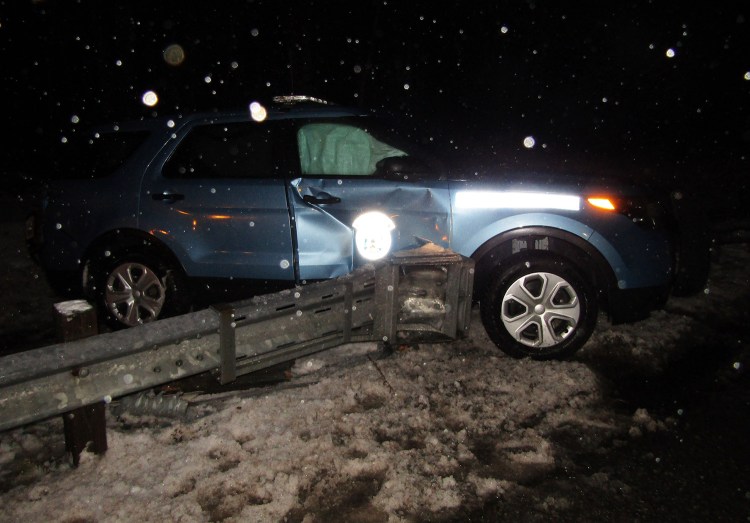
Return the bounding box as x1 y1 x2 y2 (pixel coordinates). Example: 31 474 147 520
0 316 617 522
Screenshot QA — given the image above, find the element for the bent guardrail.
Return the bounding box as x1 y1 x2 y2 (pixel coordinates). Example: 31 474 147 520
0 244 474 433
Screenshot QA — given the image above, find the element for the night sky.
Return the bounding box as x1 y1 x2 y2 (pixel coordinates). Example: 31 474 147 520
1 1 748 209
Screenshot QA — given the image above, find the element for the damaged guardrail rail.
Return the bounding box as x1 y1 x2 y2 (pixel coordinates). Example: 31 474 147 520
0 244 474 433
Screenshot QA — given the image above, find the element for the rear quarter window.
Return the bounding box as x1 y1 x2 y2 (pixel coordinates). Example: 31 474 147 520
48 130 150 180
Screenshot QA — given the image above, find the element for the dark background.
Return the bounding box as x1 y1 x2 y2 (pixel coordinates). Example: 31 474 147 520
0 3 748 519
1 1 748 217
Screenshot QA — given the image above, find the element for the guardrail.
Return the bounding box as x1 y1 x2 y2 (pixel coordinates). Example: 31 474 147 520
0 244 474 433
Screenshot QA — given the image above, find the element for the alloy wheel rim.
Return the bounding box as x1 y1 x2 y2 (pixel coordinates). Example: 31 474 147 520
105 262 166 326
501 271 581 348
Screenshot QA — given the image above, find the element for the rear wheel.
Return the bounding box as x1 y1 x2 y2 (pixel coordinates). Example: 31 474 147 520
85 246 191 329
480 254 597 360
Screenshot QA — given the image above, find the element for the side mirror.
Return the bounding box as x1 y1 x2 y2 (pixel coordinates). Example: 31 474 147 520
375 156 431 181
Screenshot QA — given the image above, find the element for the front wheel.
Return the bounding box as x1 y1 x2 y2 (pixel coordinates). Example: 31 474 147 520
480 255 598 360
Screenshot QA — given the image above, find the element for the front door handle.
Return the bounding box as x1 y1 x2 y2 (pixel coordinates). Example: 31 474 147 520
303 193 341 205
152 192 185 204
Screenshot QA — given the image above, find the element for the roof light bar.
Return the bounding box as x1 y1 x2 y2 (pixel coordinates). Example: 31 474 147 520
272 95 331 105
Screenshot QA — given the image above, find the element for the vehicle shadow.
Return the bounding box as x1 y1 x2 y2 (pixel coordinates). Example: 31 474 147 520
567 243 750 522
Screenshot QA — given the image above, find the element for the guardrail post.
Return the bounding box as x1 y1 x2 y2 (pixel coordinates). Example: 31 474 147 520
54 300 107 466
212 303 237 385
374 263 399 345
62 403 107 467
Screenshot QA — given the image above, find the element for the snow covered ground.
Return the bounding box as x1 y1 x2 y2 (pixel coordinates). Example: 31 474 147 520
0 317 652 522
0 192 748 521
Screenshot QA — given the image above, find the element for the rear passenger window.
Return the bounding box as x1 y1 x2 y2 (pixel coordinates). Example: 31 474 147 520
163 122 275 179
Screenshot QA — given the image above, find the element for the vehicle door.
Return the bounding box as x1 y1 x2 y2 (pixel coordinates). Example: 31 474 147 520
138 118 296 281
288 120 452 281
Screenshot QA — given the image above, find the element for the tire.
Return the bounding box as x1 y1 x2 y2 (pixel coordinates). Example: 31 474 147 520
480 254 598 360
85 245 191 329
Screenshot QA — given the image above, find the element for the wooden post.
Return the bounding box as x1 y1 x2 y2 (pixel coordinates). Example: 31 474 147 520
63 403 107 467
54 300 107 466
55 300 98 342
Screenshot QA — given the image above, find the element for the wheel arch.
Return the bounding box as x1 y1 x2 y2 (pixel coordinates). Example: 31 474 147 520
81 228 187 294
470 227 618 307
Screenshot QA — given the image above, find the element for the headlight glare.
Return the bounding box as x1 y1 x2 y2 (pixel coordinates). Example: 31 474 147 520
352 211 396 261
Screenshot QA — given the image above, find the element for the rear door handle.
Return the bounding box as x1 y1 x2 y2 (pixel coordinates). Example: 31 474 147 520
152 192 185 204
303 193 341 205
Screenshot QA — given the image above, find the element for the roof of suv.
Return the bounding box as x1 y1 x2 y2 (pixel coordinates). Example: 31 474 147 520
91 95 368 134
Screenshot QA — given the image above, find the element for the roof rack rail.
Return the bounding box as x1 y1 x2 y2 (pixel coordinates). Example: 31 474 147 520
272 95 332 106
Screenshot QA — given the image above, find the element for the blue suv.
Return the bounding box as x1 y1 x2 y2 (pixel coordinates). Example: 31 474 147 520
27 96 708 359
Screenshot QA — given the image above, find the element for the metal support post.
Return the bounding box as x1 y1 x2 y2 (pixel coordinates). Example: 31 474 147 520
54 300 107 466
212 303 237 385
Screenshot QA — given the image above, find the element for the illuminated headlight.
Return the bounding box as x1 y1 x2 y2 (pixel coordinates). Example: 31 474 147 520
352 211 396 261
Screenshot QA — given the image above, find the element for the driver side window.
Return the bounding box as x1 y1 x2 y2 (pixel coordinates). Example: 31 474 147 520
297 123 406 176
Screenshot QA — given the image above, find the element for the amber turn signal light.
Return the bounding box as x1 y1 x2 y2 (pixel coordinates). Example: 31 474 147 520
587 197 616 211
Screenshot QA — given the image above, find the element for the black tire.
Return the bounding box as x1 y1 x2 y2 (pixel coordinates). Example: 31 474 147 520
480 254 598 360
85 245 191 329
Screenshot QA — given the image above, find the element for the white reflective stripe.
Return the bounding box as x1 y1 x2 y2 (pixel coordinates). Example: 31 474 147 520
455 191 581 211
